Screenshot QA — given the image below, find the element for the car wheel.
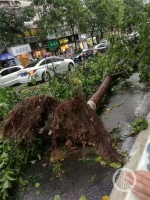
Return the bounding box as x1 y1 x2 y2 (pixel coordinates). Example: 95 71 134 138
68 63 74 71
42 71 51 82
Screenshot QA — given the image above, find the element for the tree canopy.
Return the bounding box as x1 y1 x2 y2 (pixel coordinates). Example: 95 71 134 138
0 5 35 46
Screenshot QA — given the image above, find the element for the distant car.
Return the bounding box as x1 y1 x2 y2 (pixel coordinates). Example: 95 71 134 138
0 66 23 87
71 49 93 63
93 39 109 54
17 56 74 84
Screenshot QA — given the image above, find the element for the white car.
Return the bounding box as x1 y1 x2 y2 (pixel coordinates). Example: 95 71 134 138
0 66 23 87
17 56 74 84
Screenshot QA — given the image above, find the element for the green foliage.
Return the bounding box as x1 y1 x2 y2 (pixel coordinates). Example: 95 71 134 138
95 156 121 168
54 195 61 200
79 196 87 200
131 118 149 133
0 5 35 45
34 0 91 44
0 138 42 200
109 162 121 169
0 88 21 121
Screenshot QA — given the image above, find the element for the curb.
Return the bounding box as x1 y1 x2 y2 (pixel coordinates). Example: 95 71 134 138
110 112 150 200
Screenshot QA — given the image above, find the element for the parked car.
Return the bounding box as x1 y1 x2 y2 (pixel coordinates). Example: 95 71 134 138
0 66 23 87
93 39 109 54
71 49 93 63
17 56 74 84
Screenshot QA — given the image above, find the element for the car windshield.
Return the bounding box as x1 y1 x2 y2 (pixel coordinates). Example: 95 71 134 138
24 60 41 68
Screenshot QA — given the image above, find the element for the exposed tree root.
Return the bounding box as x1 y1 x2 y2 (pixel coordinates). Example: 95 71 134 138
0 94 120 162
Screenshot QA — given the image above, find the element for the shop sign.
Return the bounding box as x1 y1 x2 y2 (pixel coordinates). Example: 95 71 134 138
7 44 31 56
18 29 36 38
59 38 68 44
24 36 37 43
67 34 79 43
48 39 59 50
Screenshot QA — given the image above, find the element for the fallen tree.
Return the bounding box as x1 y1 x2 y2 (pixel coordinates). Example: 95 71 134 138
0 94 120 162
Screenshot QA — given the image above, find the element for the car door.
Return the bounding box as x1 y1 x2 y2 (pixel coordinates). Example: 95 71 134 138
0 69 10 87
46 58 54 75
50 57 66 73
7 67 22 85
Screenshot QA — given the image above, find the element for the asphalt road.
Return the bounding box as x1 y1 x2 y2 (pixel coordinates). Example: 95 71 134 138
12 73 150 200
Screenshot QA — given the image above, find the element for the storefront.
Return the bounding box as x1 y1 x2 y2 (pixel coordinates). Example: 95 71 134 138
59 38 69 52
87 37 97 47
7 44 32 67
59 34 80 52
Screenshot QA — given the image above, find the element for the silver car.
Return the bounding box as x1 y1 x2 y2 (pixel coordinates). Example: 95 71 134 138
0 66 23 87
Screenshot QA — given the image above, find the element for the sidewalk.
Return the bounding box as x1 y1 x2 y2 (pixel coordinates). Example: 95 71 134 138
110 112 150 200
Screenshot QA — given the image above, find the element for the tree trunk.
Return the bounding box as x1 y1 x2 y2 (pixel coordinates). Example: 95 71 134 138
87 59 127 110
91 31 94 45
87 72 125 110
100 31 104 39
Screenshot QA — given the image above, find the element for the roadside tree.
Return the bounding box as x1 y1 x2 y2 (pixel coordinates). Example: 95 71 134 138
0 5 35 46
34 0 90 49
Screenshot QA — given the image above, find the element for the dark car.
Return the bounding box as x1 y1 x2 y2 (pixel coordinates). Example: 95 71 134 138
71 49 93 63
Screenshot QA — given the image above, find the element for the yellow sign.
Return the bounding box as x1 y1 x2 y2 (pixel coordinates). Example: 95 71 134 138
18 29 36 38
59 38 68 44
25 30 30 37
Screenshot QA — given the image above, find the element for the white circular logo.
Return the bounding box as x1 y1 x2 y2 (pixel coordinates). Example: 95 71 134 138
112 168 136 192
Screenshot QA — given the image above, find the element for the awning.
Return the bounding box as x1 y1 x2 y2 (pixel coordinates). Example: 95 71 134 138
0 53 14 61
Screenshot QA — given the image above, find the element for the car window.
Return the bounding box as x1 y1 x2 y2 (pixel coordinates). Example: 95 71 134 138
1 69 9 76
9 67 20 74
40 60 47 66
17 66 22 70
51 57 62 62
24 60 41 68
46 58 52 64
97 44 106 48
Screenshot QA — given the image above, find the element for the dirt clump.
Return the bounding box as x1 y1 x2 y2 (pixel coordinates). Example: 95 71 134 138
0 94 120 162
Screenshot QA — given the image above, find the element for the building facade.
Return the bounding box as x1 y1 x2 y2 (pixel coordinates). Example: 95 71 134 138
143 0 150 4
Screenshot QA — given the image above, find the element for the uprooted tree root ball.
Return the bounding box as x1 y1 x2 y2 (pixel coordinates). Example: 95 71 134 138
0 95 120 162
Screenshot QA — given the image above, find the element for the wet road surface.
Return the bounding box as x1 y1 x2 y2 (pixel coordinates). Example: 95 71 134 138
12 74 150 200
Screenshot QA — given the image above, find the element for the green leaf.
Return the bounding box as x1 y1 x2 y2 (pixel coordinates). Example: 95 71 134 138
100 160 107 165
35 183 40 187
95 156 101 162
36 190 41 195
0 161 5 169
54 195 61 200
109 162 121 169
79 195 87 200
7 176 16 181
30 160 37 164
19 176 27 186
1 152 8 158
121 151 127 157
3 180 12 189
37 154 41 161
0 176 6 182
